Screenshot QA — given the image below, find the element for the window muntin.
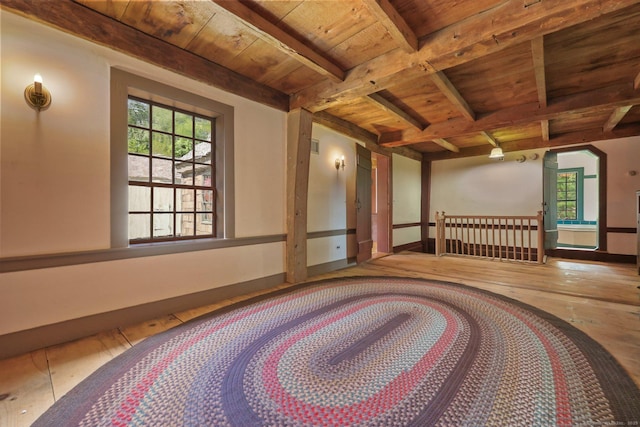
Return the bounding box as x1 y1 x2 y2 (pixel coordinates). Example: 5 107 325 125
127 96 215 243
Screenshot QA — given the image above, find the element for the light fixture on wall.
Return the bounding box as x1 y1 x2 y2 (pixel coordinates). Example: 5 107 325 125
489 145 504 160
335 155 345 170
24 74 52 111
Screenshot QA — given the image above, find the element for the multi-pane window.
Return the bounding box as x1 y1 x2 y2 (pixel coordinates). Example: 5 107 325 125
127 97 215 242
557 170 578 220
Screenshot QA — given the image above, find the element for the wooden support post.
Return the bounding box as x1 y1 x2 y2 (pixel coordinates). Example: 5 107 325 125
286 108 313 283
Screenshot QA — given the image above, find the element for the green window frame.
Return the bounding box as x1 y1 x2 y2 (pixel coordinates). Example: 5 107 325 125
556 168 583 221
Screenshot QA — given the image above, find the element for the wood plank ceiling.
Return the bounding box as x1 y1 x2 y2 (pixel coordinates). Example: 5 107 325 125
3 0 640 160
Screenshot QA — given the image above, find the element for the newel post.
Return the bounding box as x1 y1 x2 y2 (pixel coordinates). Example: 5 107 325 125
536 210 544 264
435 211 445 256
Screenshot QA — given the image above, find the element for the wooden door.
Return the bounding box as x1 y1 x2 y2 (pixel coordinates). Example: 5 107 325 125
356 144 373 263
543 151 558 249
637 191 640 274
374 153 391 253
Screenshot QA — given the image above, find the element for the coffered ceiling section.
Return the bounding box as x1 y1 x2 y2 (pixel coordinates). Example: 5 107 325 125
4 0 640 159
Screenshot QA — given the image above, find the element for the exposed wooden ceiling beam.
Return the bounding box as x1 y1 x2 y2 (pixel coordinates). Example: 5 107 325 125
423 123 640 161
432 138 460 153
1 0 290 111
603 105 633 132
291 0 637 112
429 71 475 121
361 0 418 53
480 131 498 147
541 120 550 142
210 0 345 83
312 111 422 161
379 82 640 147
531 37 547 108
365 93 424 130
531 37 550 142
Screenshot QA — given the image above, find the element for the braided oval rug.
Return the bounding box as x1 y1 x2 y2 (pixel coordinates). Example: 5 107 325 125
33 276 640 426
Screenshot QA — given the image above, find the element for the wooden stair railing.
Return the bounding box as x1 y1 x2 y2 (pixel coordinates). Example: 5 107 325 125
435 212 545 264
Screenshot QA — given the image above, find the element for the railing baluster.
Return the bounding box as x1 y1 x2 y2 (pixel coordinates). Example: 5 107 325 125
520 219 524 261
485 219 489 257
511 218 516 261
527 218 532 261
433 213 544 264
491 217 495 259
455 217 460 254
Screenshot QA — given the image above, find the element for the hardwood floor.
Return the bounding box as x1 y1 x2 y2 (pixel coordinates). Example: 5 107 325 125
1 253 639 427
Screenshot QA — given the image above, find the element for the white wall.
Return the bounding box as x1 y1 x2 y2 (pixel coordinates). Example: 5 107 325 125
392 154 421 246
0 12 286 334
431 149 546 218
306 124 356 266
594 136 640 254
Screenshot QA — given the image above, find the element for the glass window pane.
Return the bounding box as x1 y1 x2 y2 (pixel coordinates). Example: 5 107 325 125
195 165 212 187
153 213 174 238
175 161 193 185
152 106 172 132
177 188 195 212
195 117 211 141
128 99 149 127
152 158 173 183
197 189 214 213
152 132 172 158
175 112 193 137
128 128 149 154
194 142 212 165
196 213 213 236
175 137 193 159
128 185 150 211
176 213 194 237
128 155 149 182
127 96 216 244
129 214 150 240
153 187 173 212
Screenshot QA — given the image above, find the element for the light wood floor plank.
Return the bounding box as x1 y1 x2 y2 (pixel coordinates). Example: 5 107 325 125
46 330 131 400
119 314 183 346
0 350 52 427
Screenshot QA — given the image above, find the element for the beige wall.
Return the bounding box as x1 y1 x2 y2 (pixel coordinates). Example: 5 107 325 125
392 154 422 246
0 12 286 335
594 136 640 254
307 124 356 267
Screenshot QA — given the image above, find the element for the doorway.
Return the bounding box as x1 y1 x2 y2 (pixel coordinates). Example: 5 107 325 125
371 152 391 256
543 146 607 253
556 150 599 250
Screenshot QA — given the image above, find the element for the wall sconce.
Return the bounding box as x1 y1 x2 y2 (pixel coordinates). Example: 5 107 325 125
335 155 345 170
24 74 52 111
488 146 504 160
